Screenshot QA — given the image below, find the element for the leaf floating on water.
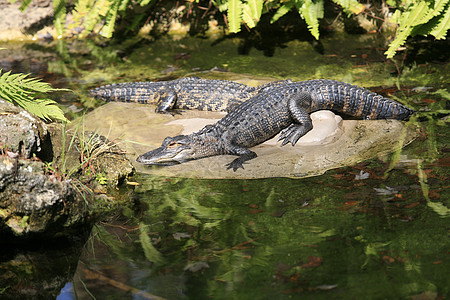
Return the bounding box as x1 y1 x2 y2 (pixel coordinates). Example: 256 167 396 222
374 186 398 195
173 232 191 240
184 261 209 272
355 170 370 180
404 202 420 209
300 256 323 268
316 284 338 290
248 209 264 214
382 255 396 264
271 210 286 218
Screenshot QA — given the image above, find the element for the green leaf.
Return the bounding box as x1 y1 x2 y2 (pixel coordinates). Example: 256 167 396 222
271 2 295 23
430 3 450 39
19 0 33 11
242 0 263 28
53 0 67 36
331 0 365 15
101 0 120 38
227 0 242 33
298 0 324 40
0 69 68 122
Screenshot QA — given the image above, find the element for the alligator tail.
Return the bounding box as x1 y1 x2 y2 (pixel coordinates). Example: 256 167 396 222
309 80 414 121
89 83 157 104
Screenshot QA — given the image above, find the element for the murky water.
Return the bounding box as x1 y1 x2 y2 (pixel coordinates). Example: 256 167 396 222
0 33 448 299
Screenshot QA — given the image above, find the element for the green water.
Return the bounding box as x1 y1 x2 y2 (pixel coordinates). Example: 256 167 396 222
0 32 449 299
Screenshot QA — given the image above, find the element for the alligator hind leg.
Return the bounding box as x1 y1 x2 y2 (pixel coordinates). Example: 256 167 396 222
278 92 313 146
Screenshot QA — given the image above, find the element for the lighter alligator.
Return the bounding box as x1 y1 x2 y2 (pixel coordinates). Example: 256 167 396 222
136 79 415 171
89 77 289 113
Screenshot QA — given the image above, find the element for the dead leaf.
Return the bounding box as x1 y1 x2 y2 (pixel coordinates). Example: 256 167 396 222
404 202 420 209
300 256 323 268
382 256 395 263
271 210 286 218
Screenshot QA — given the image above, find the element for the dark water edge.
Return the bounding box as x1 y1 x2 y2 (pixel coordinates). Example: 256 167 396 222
0 32 448 299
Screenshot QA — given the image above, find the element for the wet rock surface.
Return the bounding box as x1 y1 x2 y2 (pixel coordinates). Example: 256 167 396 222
79 101 417 179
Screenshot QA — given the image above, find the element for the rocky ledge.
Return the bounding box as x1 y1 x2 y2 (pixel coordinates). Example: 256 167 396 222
0 98 134 242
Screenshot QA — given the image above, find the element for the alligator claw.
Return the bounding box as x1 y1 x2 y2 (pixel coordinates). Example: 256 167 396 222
155 108 183 116
225 159 245 172
278 125 301 146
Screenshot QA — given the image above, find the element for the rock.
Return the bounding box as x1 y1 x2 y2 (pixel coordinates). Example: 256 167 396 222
78 102 417 179
0 156 87 239
48 124 135 186
0 98 49 159
0 99 133 241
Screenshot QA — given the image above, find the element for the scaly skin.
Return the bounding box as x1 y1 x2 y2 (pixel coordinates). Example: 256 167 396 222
136 79 415 171
90 77 293 113
90 77 259 113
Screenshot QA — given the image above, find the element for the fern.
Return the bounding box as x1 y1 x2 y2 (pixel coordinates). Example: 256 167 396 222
298 0 324 40
0 69 68 122
430 4 450 38
271 2 295 23
385 0 450 58
53 0 67 36
332 0 365 15
227 0 243 33
242 0 263 28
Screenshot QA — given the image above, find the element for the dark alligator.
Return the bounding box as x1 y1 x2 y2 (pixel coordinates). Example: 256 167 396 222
90 77 290 113
136 79 415 171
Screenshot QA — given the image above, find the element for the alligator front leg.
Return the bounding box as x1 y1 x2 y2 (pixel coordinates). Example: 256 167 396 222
155 89 177 113
225 147 257 171
278 92 313 146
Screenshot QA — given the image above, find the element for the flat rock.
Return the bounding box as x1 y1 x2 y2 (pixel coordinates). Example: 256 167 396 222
78 102 416 179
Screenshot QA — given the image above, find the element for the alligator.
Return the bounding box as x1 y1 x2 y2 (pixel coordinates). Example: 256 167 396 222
90 77 291 113
136 79 415 171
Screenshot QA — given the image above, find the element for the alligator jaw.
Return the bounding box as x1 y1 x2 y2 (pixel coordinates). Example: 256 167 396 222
136 135 194 166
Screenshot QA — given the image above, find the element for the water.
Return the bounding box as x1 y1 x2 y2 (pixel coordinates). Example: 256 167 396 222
0 33 448 299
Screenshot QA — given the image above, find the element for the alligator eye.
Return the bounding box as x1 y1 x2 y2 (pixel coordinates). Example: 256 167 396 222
167 142 179 148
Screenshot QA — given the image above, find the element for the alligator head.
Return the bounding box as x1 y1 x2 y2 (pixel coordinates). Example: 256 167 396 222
136 135 196 165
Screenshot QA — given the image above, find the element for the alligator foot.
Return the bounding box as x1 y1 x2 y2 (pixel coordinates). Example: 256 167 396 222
278 123 313 146
225 151 257 171
154 108 184 116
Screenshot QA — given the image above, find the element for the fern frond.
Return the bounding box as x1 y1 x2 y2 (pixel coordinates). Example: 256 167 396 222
101 0 120 38
242 0 263 28
53 0 67 36
271 2 295 23
0 69 68 122
331 0 364 15
384 2 429 58
385 1 449 58
19 0 33 12
298 0 324 40
430 3 450 39
139 0 154 6
227 0 242 33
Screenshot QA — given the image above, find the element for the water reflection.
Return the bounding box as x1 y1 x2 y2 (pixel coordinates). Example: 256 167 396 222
0 234 88 300
70 170 448 299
